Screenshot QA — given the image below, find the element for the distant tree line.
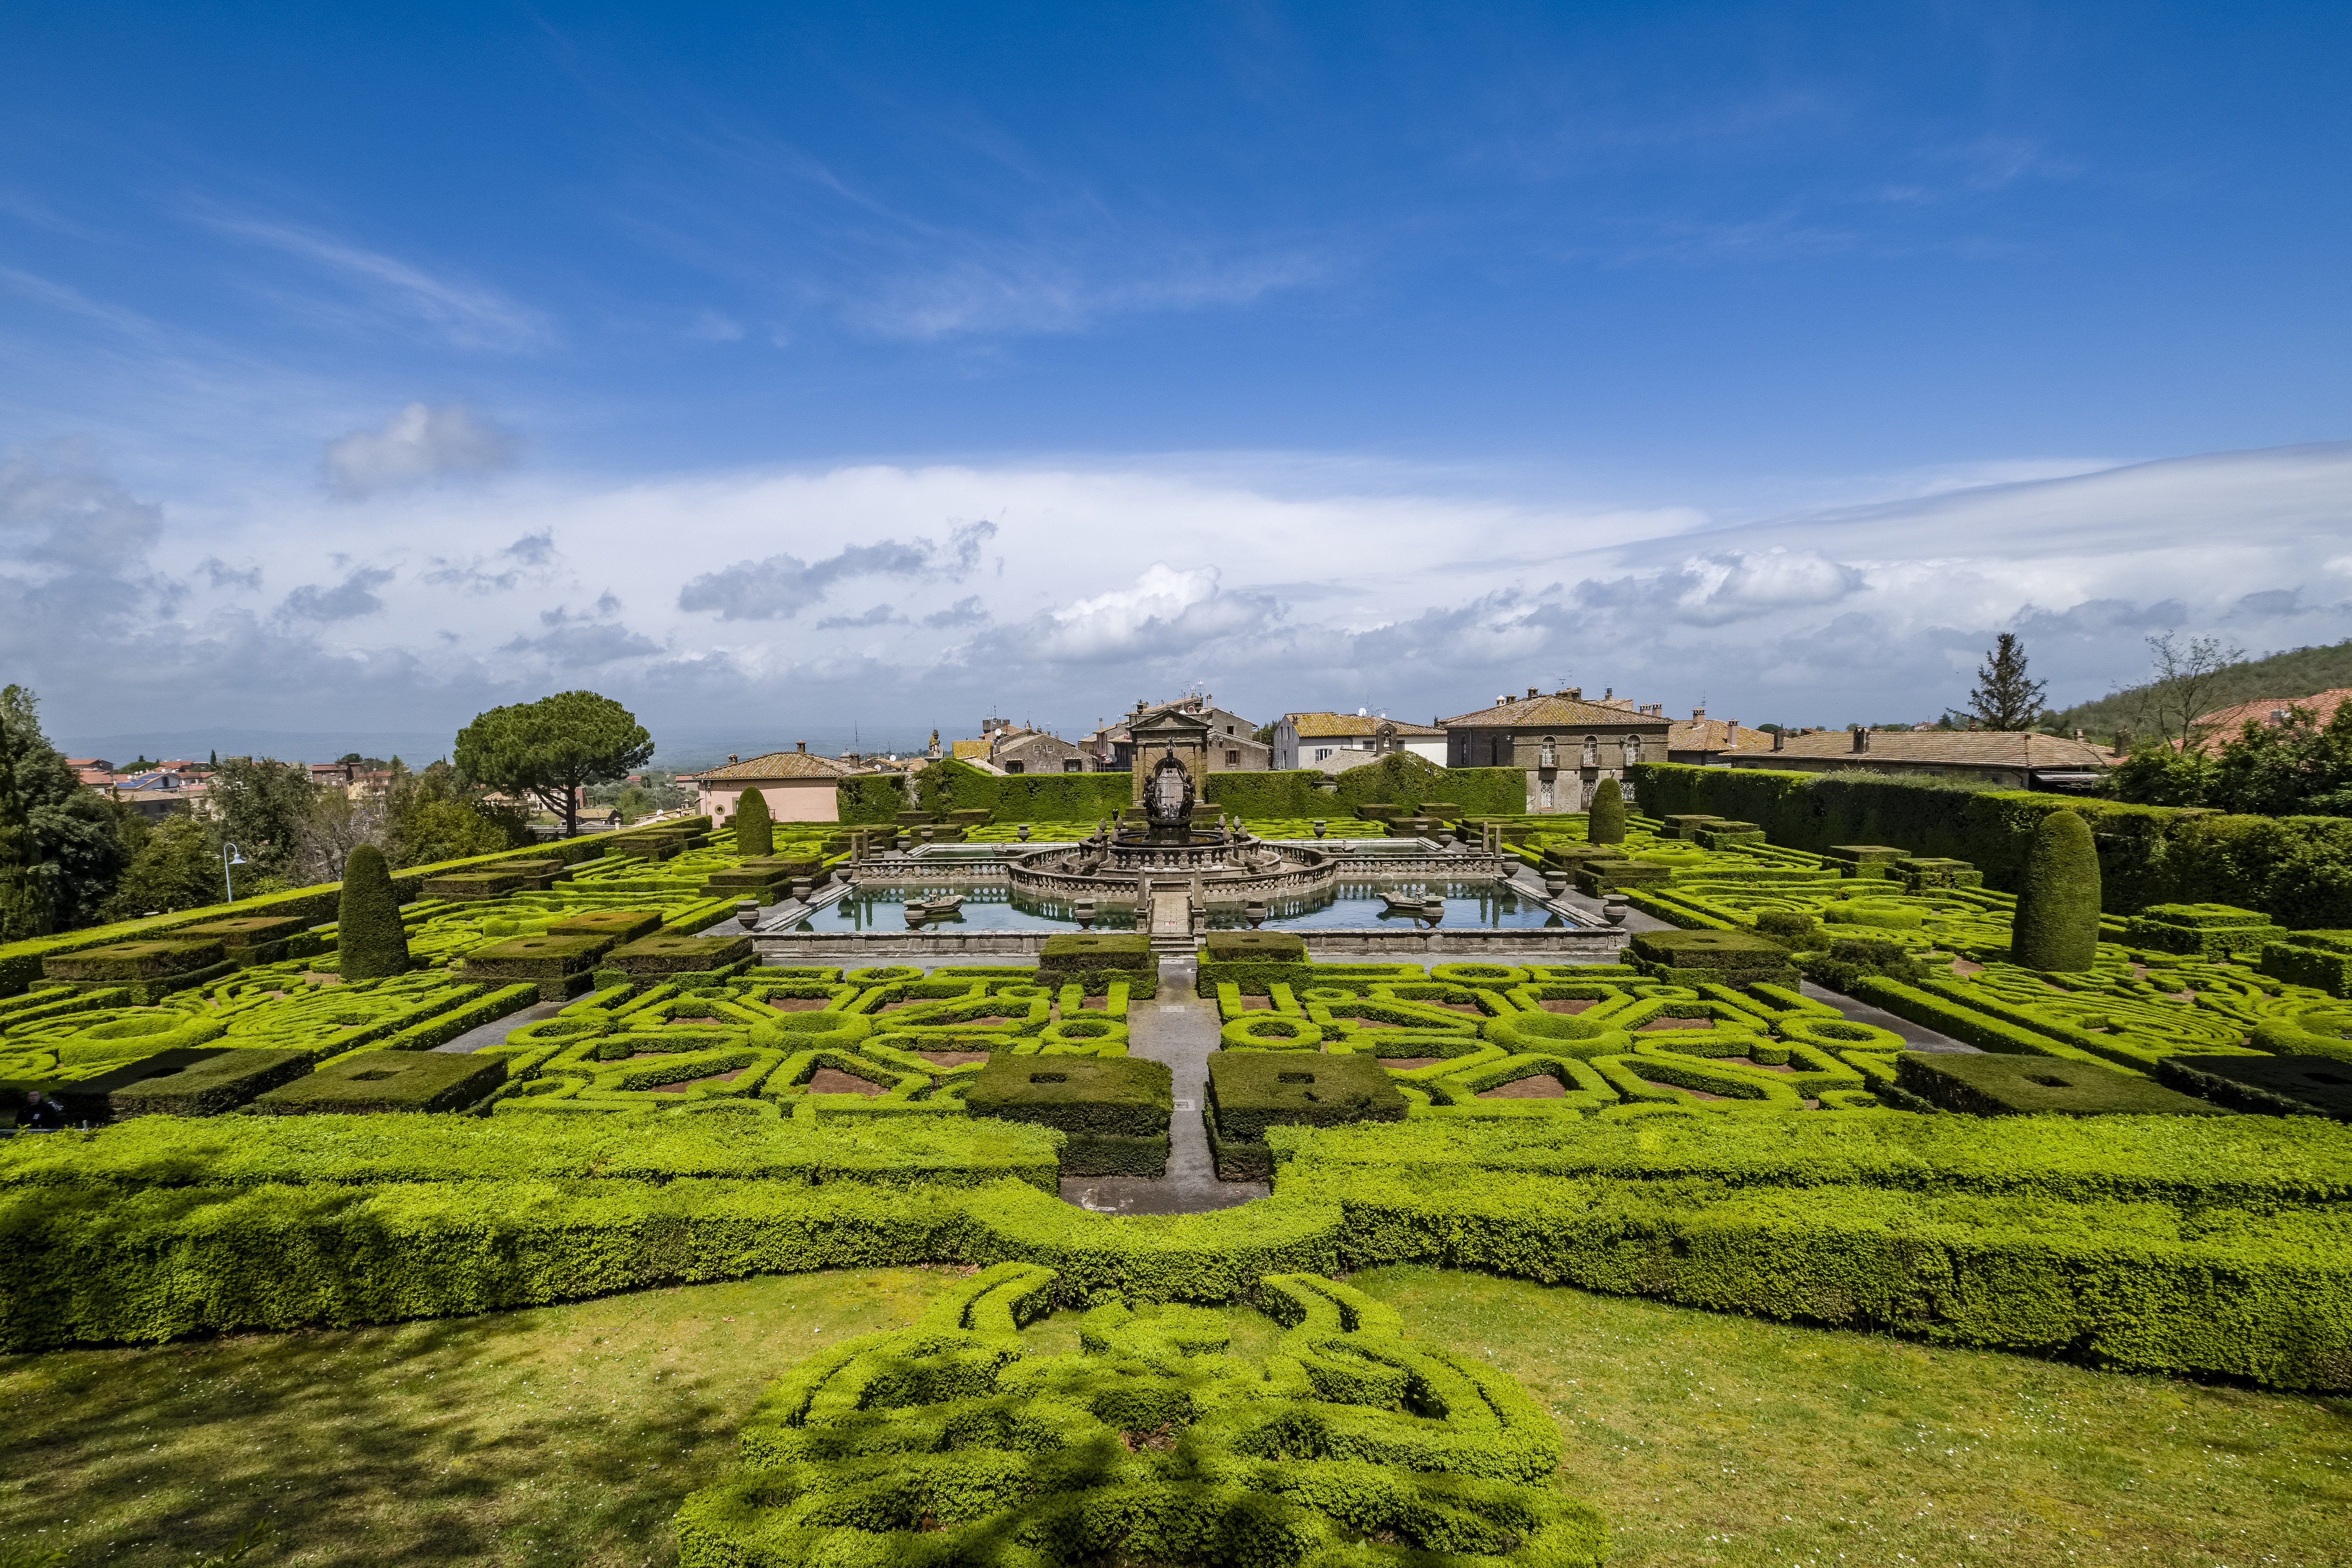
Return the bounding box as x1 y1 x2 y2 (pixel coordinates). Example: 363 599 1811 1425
0 685 656 940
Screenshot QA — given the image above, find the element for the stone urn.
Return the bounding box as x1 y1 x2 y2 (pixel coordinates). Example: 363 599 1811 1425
1603 900 1629 926
1311 820 1327 838
735 899 760 931
1543 873 1570 899
1017 823 1032 842
1243 901 1269 929
1073 900 1097 931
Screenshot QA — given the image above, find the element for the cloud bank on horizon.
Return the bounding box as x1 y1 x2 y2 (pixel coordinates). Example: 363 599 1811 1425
1 5 2347 750
4 436 2346 746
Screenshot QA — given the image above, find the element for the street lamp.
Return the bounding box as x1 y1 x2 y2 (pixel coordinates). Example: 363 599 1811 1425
221 842 247 903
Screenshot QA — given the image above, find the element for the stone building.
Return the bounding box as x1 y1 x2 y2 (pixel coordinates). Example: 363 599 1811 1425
1088 695 1271 772
1272 712 1447 769
686 744 861 825
1439 688 1672 812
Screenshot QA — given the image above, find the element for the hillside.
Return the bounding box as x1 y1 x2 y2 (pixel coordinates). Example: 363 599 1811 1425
2050 637 2352 740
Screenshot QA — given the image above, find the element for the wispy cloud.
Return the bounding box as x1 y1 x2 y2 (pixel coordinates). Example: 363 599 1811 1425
197 208 554 351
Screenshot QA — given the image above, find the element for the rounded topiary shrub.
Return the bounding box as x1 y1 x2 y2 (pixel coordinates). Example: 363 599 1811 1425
337 844 412 979
1587 777 1627 844
733 788 773 857
2013 808 2101 973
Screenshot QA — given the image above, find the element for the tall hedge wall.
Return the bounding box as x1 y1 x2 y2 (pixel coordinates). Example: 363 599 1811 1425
1629 761 2352 925
893 759 1134 822
835 774 911 825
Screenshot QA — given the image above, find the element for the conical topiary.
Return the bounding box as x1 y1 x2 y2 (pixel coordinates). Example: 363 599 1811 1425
1587 777 1627 844
337 843 411 978
734 788 773 857
2012 808 2100 972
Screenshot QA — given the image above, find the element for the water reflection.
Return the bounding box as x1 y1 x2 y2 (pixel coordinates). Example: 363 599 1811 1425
783 878 1562 932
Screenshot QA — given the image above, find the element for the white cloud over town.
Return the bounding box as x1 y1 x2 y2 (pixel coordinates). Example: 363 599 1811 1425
5 437 2350 750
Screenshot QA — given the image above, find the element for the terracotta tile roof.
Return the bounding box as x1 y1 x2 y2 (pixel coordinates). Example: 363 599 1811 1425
693 750 860 780
1286 712 1446 739
1442 694 1671 728
1734 730 2119 768
2189 688 2352 752
1668 718 1764 751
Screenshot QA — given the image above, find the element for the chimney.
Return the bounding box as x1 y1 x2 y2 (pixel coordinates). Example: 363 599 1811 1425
728 754 739 763
1565 686 1582 699
1772 728 1785 751
796 740 806 753
1727 721 1740 744
1851 728 1871 753
1527 687 1539 699
1603 686 1613 700
1692 707 1706 720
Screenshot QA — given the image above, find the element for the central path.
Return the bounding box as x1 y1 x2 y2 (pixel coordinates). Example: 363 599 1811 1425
1058 956 1270 1215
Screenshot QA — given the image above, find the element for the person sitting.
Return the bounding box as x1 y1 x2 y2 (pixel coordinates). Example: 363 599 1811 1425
17 1089 66 1132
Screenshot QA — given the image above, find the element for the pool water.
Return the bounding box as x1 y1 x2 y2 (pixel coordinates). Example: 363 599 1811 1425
782 879 1568 932
784 886 1141 932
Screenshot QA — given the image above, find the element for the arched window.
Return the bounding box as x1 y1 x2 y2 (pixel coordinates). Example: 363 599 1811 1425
1539 736 1557 768
1581 735 1600 767
1621 734 1642 768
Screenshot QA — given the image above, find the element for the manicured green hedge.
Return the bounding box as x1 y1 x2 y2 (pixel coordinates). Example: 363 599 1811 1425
678 1264 1604 1568
1631 760 2352 926
253 1051 509 1115
1263 1111 2352 1204
0 819 714 995
1893 1051 2226 1116
1273 1162 2352 1389
0 1112 1064 1192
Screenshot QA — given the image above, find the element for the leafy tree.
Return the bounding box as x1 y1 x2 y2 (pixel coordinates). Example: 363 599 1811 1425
336 844 410 978
453 691 654 838
382 760 530 868
2204 701 2352 816
0 685 135 937
2013 809 2101 972
100 814 224 920
2108 745 2217 807
733 788 774 855
2135 631 2246 751
1963 633 2048 731
207 756 320 880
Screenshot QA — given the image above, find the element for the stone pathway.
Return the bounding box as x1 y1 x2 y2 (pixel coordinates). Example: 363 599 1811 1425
1059 958 1269 1216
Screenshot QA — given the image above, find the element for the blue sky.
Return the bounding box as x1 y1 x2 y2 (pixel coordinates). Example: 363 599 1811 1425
4 2 2349 761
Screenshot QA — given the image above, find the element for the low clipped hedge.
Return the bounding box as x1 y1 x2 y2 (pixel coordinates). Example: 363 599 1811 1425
966 1053 1174 1177
2154 1054 2352 1120
1272 1161 2352 1390
254 1052 509 1115
1893 1051 2227 1117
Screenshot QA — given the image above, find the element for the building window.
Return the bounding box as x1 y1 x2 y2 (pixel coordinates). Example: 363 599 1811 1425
1621 734 1641 768
1539 736 1557 768
1540 780 1554 809
1005 761 1025 774
1581 735 1599 767
1063 759 1083 773
1314 747 1333 762
1226 749 1241 765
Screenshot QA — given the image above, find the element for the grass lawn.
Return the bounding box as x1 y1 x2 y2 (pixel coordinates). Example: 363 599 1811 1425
1 1264 2343 1568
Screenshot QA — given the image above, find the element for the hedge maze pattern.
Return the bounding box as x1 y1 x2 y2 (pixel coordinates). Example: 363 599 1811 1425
676 1262 1606 1568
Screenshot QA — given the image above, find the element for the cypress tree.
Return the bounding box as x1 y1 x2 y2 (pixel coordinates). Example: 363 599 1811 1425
337 843 411 978
733 788 774 857
2013 808 2101 972
1587 777 1627 844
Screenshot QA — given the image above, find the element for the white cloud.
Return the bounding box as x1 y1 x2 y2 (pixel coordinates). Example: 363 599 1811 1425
324 404 518 497
12 438 2352 742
